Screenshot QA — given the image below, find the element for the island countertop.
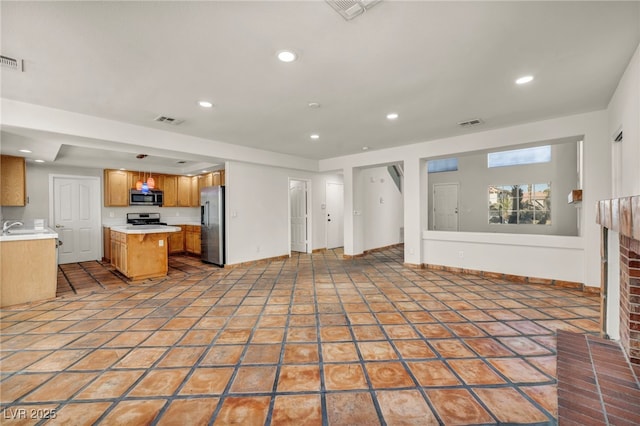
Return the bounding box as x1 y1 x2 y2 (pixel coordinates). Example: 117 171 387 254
110 225 181 234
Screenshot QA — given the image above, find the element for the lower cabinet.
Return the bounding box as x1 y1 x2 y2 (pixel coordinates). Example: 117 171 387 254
168 228 185 254
111 230 169 280
185 225 201 255
167 225 201 256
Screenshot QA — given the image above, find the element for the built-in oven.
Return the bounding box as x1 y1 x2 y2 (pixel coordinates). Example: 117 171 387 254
129 189 163 206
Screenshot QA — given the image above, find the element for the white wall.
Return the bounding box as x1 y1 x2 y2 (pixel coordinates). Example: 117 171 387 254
0 163 201 227
608 44 640 198
0 163 101 225
604 43 640 339
321 109 611 286
427 141 579 236
361 166 404 251
225 161 339 265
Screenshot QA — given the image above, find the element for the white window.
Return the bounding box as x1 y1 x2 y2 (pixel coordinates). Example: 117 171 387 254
427 158 458 173
489 183 551 225
487 146 551 168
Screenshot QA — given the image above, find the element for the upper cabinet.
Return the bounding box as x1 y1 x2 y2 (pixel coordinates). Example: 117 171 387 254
160 175 178 207
104 169 130 207
177 176 192 207
0 155 26 206
103 168 224 207
191 176 200 206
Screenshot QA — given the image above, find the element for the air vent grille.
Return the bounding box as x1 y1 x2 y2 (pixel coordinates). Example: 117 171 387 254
457 118 484 128
326 0 382 21
154 115 184 125
1 55 23 72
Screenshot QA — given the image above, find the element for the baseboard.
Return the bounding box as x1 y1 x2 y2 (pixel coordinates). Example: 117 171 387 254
423 263 599 295
225 254 289 269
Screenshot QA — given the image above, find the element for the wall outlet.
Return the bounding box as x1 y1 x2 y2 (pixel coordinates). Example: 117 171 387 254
409 248 415 255
159 240 164 247
256 245 260 253
176 212 180 216
109 212 115 218
458 251 464 258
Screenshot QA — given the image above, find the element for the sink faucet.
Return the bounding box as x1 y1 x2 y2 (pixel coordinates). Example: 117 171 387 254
2 220 23 233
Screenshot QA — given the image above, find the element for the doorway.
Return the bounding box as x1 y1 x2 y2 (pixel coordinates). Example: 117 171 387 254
50 175 102 264
289 179 310 253
433 183 459 231
326 182 344 249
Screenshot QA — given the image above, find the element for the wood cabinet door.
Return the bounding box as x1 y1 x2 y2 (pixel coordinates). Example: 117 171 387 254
190 176 200 207
193 228 201 254
212 172 221 186
220 170 225 186
177 176 191 207
161 175 178 207
104 169 130 207
0 155 26 206
168 230 184 254
185 230 195 253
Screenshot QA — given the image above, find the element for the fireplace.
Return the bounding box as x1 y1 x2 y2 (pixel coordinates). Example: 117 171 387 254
597 196 640 366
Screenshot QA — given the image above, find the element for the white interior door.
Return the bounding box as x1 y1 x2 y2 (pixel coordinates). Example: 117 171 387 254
433 183 459 231
52 175 102 264
326 182 344 249
290 180 307 253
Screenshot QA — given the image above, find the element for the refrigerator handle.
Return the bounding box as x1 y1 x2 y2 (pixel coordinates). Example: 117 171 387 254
205 201 210 227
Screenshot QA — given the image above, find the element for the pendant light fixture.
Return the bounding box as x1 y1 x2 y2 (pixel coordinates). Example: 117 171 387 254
141 171 149 193
136 170 143 190
147 171 155 190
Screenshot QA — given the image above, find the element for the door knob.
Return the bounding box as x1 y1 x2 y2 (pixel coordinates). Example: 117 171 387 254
55 224 64 228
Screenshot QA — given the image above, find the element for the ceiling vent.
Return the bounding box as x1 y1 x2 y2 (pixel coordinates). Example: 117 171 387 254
457 118 484 128
1 55 23 72
154 115 184 125
326 0 382 21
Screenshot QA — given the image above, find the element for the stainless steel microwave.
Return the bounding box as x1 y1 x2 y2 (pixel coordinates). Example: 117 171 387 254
129 189 163 206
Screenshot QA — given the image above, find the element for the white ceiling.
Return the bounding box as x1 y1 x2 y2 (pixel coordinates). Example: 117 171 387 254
1 1 639 171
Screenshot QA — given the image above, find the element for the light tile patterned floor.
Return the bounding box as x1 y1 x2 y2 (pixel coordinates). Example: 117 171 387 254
0 246 600 425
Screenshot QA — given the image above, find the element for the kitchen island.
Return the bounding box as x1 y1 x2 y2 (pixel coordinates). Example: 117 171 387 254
110 225 181 280
0 227 58 307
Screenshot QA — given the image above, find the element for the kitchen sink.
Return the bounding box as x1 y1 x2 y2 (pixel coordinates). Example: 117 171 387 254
5 228 48 235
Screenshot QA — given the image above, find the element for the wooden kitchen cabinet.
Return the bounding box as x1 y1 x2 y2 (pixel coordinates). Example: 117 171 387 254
111 230 170 280
168 227 185 254
1 155 26 206
190 176 200 206
104 169 131 206
1 238 57 307
161 175 178 207
185 225 201 255
103 226 111 262
177 176 192 207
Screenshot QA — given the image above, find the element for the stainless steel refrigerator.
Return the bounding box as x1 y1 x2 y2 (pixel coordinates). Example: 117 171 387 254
201 185 225 266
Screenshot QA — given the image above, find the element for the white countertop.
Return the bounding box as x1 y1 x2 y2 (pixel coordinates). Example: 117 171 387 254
0 227 58 242
110 225 182 234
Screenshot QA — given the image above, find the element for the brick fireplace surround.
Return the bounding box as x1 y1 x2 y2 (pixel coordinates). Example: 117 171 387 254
596 196 640 366
554 196 640 425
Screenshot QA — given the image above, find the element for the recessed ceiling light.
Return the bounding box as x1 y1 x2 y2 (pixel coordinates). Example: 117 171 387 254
34 159 45 163
198 101 213 108
386 113 399 120
310 134 320 140
308 102 321 109
277 50 297 63
516 75 534 85
19 149 32 153
202 170 209 173
119 168 126 171
362 146 369 151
